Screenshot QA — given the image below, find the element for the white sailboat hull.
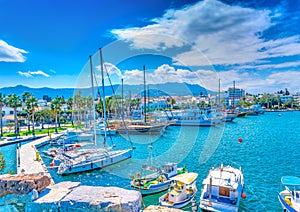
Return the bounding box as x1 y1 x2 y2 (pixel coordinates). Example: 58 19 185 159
57 149 132 175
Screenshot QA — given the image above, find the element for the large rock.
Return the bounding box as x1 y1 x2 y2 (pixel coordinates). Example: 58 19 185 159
27 181 142 212
0 173 51 203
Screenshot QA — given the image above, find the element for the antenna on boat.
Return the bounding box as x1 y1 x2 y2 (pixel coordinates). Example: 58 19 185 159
89 55 97 147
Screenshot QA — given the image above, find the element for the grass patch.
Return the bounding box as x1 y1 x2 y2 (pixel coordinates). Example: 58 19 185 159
3 125 74 137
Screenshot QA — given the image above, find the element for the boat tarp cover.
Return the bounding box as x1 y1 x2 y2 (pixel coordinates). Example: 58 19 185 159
281 176 300 186
171 172 198 184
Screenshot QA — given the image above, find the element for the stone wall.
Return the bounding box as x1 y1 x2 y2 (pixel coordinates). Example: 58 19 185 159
0 173 51 206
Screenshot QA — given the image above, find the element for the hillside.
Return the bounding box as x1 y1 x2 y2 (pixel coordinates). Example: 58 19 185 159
0 83 210 99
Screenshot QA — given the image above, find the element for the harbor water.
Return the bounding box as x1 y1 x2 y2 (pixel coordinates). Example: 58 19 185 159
1 111 299 211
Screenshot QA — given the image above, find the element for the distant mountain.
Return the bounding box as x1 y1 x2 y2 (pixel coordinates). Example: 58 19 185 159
0 85 75 100
0 83 210 100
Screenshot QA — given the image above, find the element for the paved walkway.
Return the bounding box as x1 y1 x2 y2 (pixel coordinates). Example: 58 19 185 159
17 133 64 185
0 135 45 147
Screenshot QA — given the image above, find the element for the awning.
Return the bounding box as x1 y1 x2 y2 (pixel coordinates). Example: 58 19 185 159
171 172 198 184
281 176 300 186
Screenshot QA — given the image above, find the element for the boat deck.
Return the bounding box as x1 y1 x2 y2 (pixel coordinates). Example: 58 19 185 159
202 195 236 205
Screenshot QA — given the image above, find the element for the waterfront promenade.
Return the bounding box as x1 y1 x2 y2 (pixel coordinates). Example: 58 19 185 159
16 133 64 185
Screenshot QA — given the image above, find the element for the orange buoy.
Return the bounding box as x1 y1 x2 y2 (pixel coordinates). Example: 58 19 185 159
241 192 246 199
50 162 54 167
238 138 243 143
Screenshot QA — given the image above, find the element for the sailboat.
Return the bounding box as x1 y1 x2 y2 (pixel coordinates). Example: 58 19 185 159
57 49 133 175
114 65 167 135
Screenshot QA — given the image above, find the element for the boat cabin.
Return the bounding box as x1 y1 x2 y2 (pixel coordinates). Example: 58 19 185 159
202 166 243 203
167 172 198 203
168 181 187 203
162 162 178 179
292 190 300 203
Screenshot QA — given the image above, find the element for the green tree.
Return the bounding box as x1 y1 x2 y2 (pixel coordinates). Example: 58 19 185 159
0 152 5 171
35 109 53 129
0 93 6 137
51 96 63 133
26 95 38 136
6 94 22 136
22 91 31 132
66 97 73 110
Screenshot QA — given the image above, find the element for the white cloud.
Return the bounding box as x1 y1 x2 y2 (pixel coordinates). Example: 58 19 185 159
18 70 50 78
18 71 32 78
119 63 300 94
121 64 221 91
240 60 300 70
0 40 28 62
216 69 300 94
111 0 300 66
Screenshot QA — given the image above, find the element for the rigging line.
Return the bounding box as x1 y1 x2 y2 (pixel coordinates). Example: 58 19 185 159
103 63 134 149
89 55 97 147
90 62 114 147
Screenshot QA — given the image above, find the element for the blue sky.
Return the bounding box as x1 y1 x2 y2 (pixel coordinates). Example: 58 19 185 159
1 0 300 94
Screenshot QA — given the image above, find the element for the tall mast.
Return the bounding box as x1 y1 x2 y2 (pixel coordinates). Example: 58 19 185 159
233 80 235 109
89 55 96 146
121 78 124 117
218 78 221 107
99 48 107 142
143 65 146 123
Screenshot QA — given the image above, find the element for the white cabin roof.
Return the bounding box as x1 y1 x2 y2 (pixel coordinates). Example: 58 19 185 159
202 165 242 189
171 172 198 184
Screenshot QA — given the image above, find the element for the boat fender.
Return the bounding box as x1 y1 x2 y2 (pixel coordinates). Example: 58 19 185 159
241 193 246 199
91 162 93 168
69 167 72 171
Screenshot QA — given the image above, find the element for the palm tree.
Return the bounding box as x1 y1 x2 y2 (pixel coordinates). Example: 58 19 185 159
66 97 73 125
73 91 84 128
0 93 6 137
26 95 38 136
35 109 53 130
51 96 62 133
22 92 31 132
6 94 22 137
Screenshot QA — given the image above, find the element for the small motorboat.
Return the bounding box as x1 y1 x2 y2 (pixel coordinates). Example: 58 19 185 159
159 172 198 208
130 162 188 195
278 176 300 212
199 164 245 212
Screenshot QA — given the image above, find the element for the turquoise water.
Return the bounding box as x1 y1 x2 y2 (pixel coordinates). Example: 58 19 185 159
1 111 300 211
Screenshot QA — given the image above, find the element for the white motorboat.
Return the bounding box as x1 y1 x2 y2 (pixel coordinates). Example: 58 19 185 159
278 176 300 212
199 164 245 212
159 172 198 208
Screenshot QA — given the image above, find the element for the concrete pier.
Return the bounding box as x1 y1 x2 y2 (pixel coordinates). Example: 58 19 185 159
17 133 63 185
26 181 142 212
1 132 144 211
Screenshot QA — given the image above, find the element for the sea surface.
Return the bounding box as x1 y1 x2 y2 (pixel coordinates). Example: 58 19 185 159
1 111 300 211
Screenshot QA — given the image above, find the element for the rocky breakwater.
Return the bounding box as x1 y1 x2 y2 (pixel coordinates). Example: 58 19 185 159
0 173 51 206
27 181 142 211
